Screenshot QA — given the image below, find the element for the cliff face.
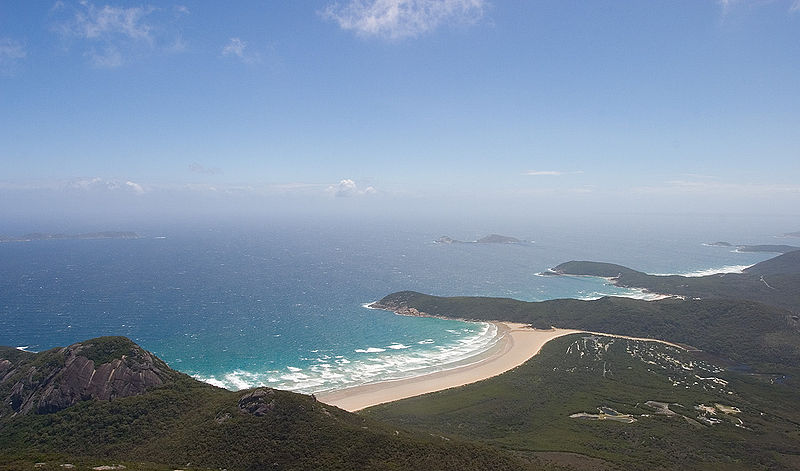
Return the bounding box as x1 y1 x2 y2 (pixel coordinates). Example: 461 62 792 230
0 337 178 416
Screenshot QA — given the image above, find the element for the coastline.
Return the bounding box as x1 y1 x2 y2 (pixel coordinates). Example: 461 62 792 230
317 322 579 411
317 315 697 412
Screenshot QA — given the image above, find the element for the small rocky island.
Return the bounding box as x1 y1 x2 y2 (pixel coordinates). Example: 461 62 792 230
435 234 528 245
0 231 140 243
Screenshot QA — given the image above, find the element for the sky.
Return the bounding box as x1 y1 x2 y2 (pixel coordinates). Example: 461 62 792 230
1 0 799 228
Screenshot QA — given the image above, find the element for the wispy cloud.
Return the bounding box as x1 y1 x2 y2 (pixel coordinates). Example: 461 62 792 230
68 177 148 194
718 0 800 15
189 163 223 175
322 0 486 40
221 37 260 64
327 179 377 197
0 38 26 74
523 170 583 176
52 1 186 67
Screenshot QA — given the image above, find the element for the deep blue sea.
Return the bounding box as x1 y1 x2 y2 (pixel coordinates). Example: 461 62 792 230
0 216 791 392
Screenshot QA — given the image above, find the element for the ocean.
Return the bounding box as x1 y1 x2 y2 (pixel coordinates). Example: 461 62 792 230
0 215 789 393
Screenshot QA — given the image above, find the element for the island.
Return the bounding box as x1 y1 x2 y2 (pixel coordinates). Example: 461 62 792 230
783 231 800 238
0 231 140 243
434 234 528 244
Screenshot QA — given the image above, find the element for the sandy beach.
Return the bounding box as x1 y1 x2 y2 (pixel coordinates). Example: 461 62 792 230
317 323 580 411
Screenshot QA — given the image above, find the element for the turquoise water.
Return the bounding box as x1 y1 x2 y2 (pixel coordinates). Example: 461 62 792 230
0 218 783 392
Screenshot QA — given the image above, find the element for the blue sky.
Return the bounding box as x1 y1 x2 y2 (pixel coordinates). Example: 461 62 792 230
1 0 799 225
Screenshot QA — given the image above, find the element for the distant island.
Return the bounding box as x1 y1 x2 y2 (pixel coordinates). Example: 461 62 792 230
435 234 528 245
784 231 800 238
705 241 799 253
0 231 140 243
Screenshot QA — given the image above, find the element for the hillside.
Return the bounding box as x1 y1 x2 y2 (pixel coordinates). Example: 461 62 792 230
365 333 800 470
374 292 800 367
548 251 800 311
0 338 557 471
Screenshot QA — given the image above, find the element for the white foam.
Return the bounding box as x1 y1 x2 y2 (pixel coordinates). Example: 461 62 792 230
386 343 410 350
224 370 260 390
192 374 226 388
355 347 386 353
15 345 31 352
651 265 753 277
188 321 501 394
361 302 379 310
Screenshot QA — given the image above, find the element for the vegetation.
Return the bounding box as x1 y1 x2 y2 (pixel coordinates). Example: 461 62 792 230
0 344 562 471
376 292 800 367
365 334 800 470
548 250 800 310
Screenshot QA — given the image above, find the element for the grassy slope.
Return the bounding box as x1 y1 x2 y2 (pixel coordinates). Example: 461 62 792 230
365 334 800 470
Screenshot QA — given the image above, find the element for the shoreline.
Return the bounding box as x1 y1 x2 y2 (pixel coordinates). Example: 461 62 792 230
317 319 697 412
317 323 580 411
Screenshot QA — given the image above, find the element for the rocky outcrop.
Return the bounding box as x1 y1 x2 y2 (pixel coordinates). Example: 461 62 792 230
1 337 177 416
238 388 276 416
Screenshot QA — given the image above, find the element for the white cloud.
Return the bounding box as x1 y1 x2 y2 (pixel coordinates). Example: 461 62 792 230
70 2 155 42
65 177 148 194
327 179 377 197
718 0 800 15
0 38 26 74
322 0 486 40
221 37 260 64
53 1 186 67
125 180 145 194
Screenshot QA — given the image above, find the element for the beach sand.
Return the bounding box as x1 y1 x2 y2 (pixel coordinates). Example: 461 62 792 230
317 323 580 412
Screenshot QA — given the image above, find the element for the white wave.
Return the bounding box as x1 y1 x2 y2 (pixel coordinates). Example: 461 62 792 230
577 288 667 301
386 343 410 350
355 347 386 353
361 301 379 310
188 321 501 394
192 374 226 389
15 345 31 352
651 264 752 277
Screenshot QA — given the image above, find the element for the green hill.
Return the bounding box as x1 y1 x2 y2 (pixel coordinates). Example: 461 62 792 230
548 251 800 311
0 338 557 471
365 334 800 470
374 292 800 367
